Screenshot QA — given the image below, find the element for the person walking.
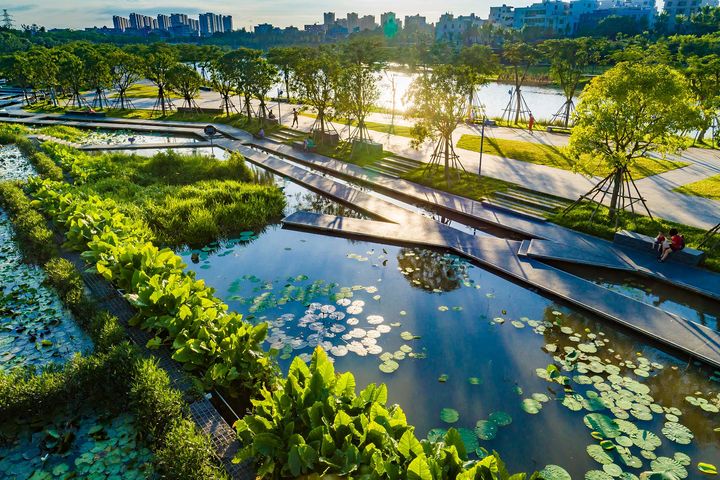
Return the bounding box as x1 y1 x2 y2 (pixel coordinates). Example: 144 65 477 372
528 114 535 134
291 108 299 128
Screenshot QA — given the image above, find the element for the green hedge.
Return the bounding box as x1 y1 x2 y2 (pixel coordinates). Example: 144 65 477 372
0 181 57 263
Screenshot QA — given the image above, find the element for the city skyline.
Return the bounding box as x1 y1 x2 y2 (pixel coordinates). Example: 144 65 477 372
6 0 663 30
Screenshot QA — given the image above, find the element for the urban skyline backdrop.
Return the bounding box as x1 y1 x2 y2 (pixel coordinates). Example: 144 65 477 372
5 0 669 30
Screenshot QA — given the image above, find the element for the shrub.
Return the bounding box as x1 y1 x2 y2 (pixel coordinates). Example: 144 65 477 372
129 358 186 444
156 419 229 480
0 123 30 144
29 151 64 181
0 181 56 263
0 343 135 419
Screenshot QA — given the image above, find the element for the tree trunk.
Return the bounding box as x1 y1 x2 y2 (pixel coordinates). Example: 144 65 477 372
696 127 708 143
608 168 623 220
158 85 166 116
284 73 290 102
564 99 571 128
514 87 521 124
245 94 252 119
444 136 450 186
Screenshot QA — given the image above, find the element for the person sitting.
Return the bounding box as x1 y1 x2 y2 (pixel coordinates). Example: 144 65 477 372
653 231 666 256
659 228 685 262
306 137 316 151
268 110 276 120
257 128 265 139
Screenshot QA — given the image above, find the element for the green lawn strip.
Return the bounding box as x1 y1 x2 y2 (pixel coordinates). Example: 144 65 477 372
674 175 720 200
114 83 184 99
548 202 720 272
401 166 516 201
456 134 689 179
299 111 415 138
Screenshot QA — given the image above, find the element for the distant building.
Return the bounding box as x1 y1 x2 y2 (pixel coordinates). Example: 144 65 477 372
304 23 326 34
112 15 129 31
347 12 359 32
222 15 233 32
512 0 570 33
254 23 275 35
324 12 336 25
129 13 155 30
170 13 189 27
436 13 485 42
489 5 515 28
359 15 377 30
199 12 224 35
404 14 433 34
157 14 171 31
664 0 717 18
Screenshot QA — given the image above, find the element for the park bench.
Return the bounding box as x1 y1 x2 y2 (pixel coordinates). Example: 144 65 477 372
547 126 572 134
613 230 706 266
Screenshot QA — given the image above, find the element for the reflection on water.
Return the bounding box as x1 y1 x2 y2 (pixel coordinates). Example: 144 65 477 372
555 263 720 331
181 225 720 478
79 129 201 146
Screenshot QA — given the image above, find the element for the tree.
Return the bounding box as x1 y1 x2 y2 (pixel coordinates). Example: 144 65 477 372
502 42 539 123
55 49 87 108
335 38 385 145
230 48 264 120
208 51 239 116
83 45 113 109
540 38 594 126
684 54 720 143
267 46 301 101
167 63 202 111
453 44 498 120
568 62 701 219
405 64 473 186
144 45 178 116
247 56 278 119
109 50 141 110
292 46 340 135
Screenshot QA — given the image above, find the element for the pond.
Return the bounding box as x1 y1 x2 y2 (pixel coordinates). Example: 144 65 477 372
0 405 154 479
165 148 720 478
0 145 36 181
377 71 576 123
76 129 201 146
0 148 92 373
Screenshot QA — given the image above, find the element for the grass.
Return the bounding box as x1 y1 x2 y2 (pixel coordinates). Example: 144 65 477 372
314 141 389 168
115 84 184 99
674 175 720 200
299 112 416 139
37 124 89 143
402 165 516 201
456 134 689 179
44 147 285 248
549 203 720 272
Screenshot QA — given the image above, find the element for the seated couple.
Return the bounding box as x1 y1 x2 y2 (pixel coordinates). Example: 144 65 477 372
654 228 685 262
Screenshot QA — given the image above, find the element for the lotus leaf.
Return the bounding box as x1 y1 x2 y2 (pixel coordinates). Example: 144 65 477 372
440 408 459 424
474 420 498 440
650 457 688 479
539 465 571 480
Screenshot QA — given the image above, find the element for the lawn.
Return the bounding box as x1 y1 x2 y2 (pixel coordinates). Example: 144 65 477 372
674 175 720 200
114 84 184 99
456 134 689 179
402 165 516 201
298 112 415 138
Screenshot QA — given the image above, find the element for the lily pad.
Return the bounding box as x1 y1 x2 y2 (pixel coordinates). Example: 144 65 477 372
584 413 620 439
587 444 614 465
440 408 459 424
650 457 688 479
661 422 694 445
488 411 512 427
539 465 571 480
474 420 498 440
521 398 542 414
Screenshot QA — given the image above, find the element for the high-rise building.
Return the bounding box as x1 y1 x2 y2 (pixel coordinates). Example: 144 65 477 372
199 12 224 35
188 18 199 32
347 12 359 32
157 14 171 31
404 14 431 33
222 15 233 32
359 15 377 30
112 15 130 31
324 12 336 25
435 13 485 42
129 13 155 29
255 23 275 35
664 0 716 18
170 13 189 27
488 5 516 28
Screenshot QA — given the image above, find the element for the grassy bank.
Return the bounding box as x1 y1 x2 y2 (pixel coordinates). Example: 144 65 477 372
456 134 689 179
674 174 720 200
41 144 285 247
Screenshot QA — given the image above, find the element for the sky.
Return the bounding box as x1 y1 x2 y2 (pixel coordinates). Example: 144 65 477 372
6 0 546 31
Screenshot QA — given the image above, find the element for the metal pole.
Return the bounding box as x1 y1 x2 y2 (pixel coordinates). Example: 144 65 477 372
277 88 282 126
478 116 485 179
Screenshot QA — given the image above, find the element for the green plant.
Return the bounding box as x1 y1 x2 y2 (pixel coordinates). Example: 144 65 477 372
235 348 535 480
130 357 186 443
0 181 56 263
156 418 229 480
